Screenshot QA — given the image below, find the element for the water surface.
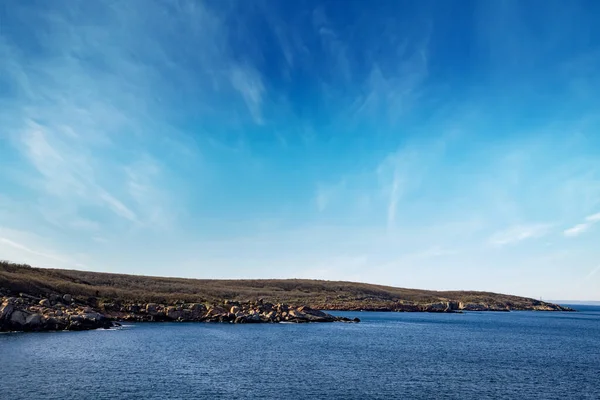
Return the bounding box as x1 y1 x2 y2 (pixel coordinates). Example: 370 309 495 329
1 306 599 399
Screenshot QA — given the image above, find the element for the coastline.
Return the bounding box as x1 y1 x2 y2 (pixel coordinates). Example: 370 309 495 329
0 291 575 333
0 295 360 333
0 261 574 333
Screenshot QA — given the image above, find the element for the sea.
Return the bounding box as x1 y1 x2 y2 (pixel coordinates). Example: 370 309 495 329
1 305 599 399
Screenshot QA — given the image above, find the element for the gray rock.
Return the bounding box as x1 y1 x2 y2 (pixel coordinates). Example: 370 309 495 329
207 306 228 316
0 303 14 321
10 310 28 327
146 303 159 316
39 298 51 307
49 294 61 304
62 294 72 304
82 312 103 321
45 316 68 331
25 313 43 329
189 303 206 319
165 307 182 320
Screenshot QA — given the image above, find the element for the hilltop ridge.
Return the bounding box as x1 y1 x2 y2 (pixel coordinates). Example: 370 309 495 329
0 261 572 312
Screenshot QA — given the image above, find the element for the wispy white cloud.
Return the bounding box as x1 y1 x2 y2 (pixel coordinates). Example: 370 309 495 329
489 223 554 246
0 237 66 264
0 228 87 269
17 124 139 224
377 150 416 229
564 223 589 237
315 179 346 212
584 264 600 281
564 211 600 237
586 212 600 222
230 65 265 125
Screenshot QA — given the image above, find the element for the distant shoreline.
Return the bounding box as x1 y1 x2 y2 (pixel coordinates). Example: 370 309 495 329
553 301 600 306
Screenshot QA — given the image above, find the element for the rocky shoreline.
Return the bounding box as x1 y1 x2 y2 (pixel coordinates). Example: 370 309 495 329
0 289 575 333
0 293 360 333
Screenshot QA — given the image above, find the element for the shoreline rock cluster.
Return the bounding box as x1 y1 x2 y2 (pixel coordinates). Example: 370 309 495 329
103 298 360 324
0 294 113 332
0 294 359 333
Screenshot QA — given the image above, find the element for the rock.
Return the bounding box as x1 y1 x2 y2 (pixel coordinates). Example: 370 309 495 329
62 294 72 304
235 313 261 323
127 304 140 313
19 293 40 301
39 299 51 307
188 303 206 319
68 312 112 330
0 301 15 321
103 303 121 312
263 311 276 321
166 306 182 320
25 314 43 330
9 310 28 327
207 306 228 316
49 294 61 304
230 306 240 314
287 307 337 322
296 306 328 317
146 303 159 316
44 316 68 331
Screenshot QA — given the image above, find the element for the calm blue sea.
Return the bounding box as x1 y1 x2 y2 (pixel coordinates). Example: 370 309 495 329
1 305 599 399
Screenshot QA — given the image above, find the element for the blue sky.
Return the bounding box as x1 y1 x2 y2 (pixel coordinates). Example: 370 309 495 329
1 1 599 300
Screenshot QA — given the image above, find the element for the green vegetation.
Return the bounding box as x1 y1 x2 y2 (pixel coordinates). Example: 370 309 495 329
0 261 563 310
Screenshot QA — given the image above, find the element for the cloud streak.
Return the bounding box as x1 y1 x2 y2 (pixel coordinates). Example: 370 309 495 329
489 224 554 247
584 264 600 281
564 212 600 237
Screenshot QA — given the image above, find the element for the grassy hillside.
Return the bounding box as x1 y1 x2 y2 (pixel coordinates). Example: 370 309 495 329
0 261 567 311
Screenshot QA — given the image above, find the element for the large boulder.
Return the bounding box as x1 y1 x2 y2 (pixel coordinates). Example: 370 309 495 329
165 307 182 320
146 303 160 316
0 301 15 321
49 294 61 304
44 316 68 331
235 313 261 323
188 303 206 319
288 307 336 322
207 306 228 317
25 314 43 330
68 312 112 330
127 304 141 314
9 310 28 328
296 306 328 317
62 294 72 304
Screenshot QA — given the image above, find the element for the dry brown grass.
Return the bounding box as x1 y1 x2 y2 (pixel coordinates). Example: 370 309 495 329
0 260 545 308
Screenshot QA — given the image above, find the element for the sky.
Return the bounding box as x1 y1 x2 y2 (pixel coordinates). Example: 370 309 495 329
0 0 599 301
